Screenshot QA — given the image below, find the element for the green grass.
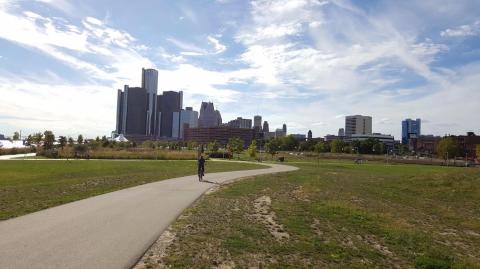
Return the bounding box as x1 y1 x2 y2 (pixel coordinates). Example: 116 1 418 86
0 160 266 220
157 160 480 268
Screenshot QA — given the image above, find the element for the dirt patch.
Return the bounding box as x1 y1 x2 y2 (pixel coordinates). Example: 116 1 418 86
290 185 310 202
134 228 176 269
250 195 290 241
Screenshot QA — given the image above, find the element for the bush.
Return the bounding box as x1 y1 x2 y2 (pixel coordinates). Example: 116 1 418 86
207 152 232 159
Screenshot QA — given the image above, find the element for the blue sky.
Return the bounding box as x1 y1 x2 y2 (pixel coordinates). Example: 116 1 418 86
0 0 479 139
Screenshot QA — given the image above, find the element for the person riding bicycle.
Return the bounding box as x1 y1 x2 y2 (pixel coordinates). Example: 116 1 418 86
198 155 205 181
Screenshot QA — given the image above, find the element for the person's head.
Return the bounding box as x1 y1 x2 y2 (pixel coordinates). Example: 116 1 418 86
199 155 204 160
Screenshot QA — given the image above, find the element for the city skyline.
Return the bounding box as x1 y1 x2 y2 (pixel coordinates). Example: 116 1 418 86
0 1 479 138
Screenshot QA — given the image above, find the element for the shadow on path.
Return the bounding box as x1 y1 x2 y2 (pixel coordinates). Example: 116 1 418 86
201 179 221 185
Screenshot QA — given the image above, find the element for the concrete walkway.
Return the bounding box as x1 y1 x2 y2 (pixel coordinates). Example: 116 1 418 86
0 153 36 160
0 162 297 269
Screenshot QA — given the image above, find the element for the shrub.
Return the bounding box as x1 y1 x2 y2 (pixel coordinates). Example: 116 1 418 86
207 152 232 159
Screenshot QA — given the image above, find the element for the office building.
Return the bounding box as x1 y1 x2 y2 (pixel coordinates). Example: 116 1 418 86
338 128 345 137
0 134 5 140
142 68 158 135
158 91 183 137
275 128 286 138
263 121 269 133
184 127 255 148
198 102 222 128
178 107 199 139
307 130 312 140
402 118 421 144
283 124 287 134
291 134 306 141
116 86 148 135
345 115 372 136
228 117 252 129
345 133 395 150
408 135 440 155
254 115 262 130
116 68 185 140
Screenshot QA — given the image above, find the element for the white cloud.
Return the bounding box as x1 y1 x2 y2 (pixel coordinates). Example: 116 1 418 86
207 36 226 54
441 20 480 37
35 0 75 15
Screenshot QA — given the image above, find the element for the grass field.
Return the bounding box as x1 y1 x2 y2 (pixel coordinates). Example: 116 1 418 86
150 160 480 268
0 160 266 220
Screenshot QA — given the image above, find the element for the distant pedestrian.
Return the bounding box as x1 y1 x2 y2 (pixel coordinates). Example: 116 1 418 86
198 155 205 181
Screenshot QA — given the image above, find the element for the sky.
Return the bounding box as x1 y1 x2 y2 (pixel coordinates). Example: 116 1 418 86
0 0 479 139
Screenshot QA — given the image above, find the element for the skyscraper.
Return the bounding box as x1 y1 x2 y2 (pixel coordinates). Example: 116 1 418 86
338 128 345 136
345 115 372 136
254 115 262 130
282 123 287 134
402 118 421 144
158 91 183 138
263 121 269 132
308 130 312 140
178 107 199 139
198 102 222 128
116 85 148 135
141 68 158 136
116 68 184 139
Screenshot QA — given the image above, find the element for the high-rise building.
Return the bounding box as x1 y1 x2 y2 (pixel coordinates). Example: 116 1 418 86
142 68 158 136
116 68 185 140
198 102 222 128
116 85 148 135
345 115 372 136
338 128 345 136
308 130 312 140
282 124 287 134
228 117 252 129
178 107 199 139
263 121 269 133
254 115 262 130
158 91 183 137
402 118 421 144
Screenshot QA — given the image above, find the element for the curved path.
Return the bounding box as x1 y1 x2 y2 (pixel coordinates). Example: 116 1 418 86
0 162 297 269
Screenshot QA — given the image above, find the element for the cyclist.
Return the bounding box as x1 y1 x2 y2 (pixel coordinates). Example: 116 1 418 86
198 155 205 181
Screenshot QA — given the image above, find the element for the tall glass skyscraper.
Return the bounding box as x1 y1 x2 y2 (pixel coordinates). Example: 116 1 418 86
402 118 421 144
142 68 158 136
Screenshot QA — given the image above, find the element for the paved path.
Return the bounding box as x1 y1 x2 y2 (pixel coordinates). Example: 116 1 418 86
0 153 36 160
0 162 297 269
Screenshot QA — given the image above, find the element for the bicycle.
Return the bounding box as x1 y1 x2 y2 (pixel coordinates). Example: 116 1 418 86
198 167 204 181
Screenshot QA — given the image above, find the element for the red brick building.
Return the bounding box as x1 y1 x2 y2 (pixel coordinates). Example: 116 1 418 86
184 127 255 148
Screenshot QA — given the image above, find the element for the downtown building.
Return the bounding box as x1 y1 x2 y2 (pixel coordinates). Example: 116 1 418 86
227 117 252 129
402 118 421 144
116 68 196 141
345 115 372 136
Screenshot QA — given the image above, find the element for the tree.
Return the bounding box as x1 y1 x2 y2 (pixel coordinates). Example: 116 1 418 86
208 140 220 153
58 136 67 150
476 145 480 161
77 134 84 144
13 131 20 140
26 134 34 146
33 132 44 147
68 137 74 146
265 138 280 159
330 139 346 153
373 142 385 155
101 136 109 147
43 130 55 150
437 137 459 160
227 137 244 158
247 140 257 158
280 135 299 151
